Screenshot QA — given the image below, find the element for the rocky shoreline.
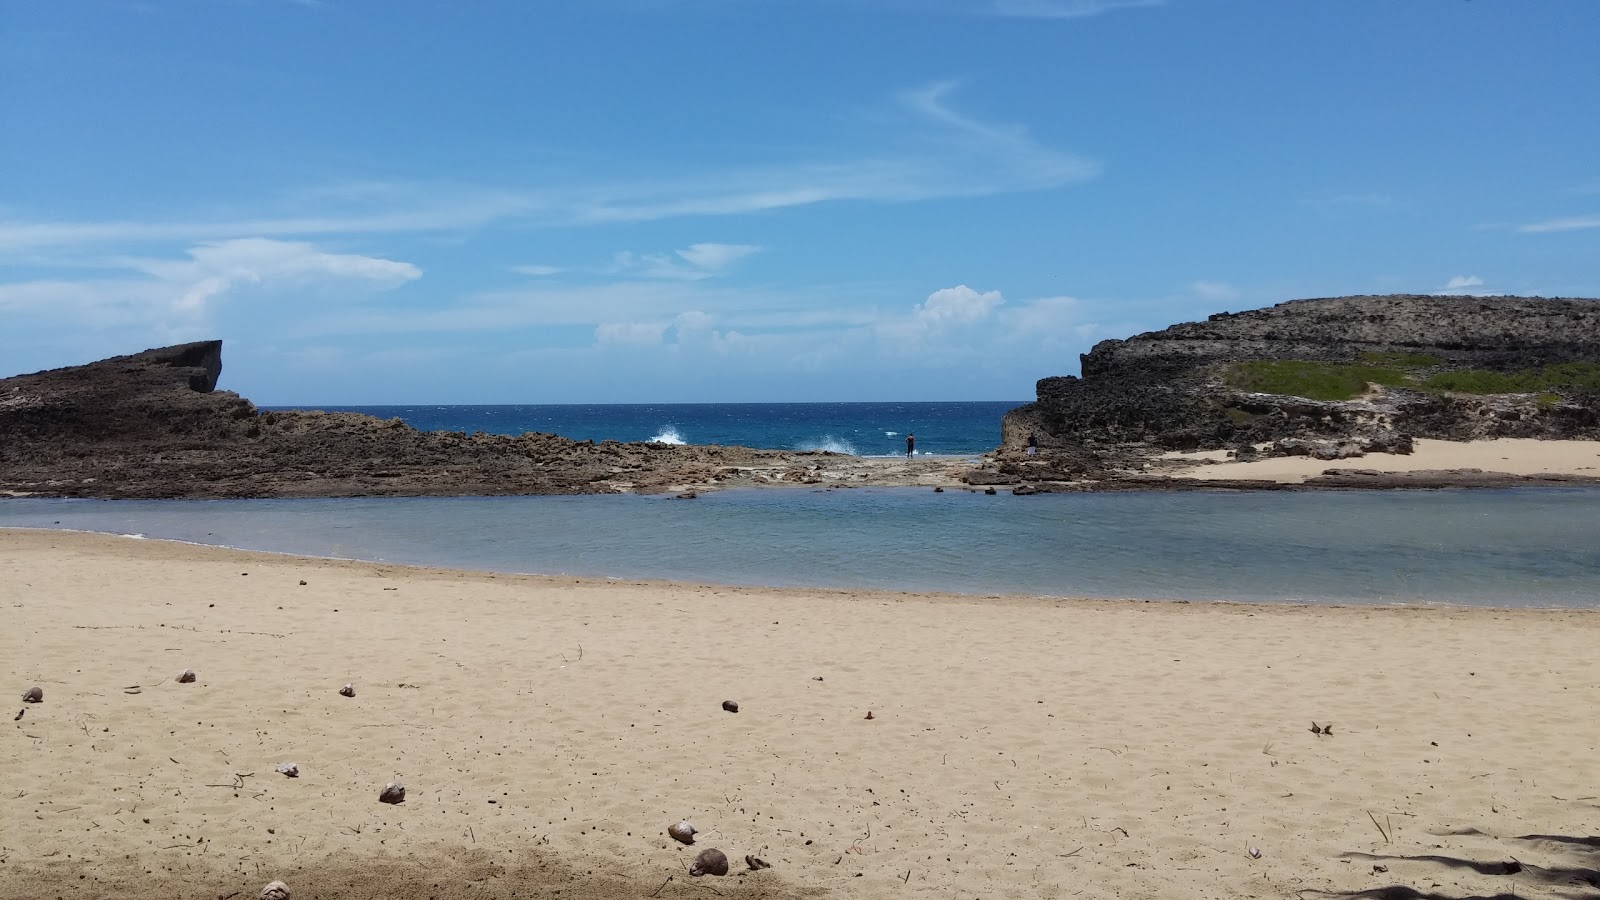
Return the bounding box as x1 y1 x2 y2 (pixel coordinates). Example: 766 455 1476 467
6 322 1600 501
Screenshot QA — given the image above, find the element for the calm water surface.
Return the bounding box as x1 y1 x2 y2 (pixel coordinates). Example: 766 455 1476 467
4 488 1598 607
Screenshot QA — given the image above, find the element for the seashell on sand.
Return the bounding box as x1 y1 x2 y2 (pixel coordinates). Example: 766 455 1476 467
175 669 196 684
339 683 355 697
667 820 697 845
721 700 739 713
689 848 729 877
260 880 291 900
379 781 406 804
22 687 43 703
275 762 299 778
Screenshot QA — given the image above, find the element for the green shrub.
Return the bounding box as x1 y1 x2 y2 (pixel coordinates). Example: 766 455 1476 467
1421 362 1600 395
1224 360 1410 401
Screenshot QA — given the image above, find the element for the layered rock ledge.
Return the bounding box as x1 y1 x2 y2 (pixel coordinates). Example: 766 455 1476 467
0 342 956 499
970 294 1600 491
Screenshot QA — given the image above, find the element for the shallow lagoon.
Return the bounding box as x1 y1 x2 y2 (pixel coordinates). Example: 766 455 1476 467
4 487 1598 607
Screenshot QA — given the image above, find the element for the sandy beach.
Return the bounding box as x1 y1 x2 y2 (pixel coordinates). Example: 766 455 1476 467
2 529 1597 900
1166 438 1600 484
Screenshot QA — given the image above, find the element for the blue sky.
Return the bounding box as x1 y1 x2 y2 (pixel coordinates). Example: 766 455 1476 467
3 0 1598 403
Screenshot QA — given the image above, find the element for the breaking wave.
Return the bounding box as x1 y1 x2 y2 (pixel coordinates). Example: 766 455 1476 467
648 426 686 445
798 435 858 455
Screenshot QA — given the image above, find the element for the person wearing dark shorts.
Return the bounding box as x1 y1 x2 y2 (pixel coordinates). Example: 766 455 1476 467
905 433 915 459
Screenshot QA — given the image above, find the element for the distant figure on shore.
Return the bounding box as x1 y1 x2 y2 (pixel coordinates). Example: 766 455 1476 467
906 433 916 459
1027 432 1038 456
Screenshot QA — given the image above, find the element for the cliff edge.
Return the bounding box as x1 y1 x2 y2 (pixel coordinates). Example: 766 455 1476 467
0 342 829 498
999 294 1600 470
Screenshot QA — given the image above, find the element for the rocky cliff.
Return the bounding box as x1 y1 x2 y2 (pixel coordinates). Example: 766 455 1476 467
1002 294 1600 460
0 342 819 499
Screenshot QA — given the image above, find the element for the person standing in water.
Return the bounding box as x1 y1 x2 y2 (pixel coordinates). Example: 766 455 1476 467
905 433 916 459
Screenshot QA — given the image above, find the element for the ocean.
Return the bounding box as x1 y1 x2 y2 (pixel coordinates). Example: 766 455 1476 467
5 487 1599 608
260 401 1022 457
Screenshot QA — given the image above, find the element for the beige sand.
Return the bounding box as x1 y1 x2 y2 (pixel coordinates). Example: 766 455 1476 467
2 530 1596 900
1167 437 1600 483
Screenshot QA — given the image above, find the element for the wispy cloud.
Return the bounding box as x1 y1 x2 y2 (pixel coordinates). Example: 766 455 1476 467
510 264 565 277
1188 280 1238 301
1516 214 1600 234
0 238 419 325
0 82 1096 254
988 0 1162 18
1442 275 1483 291
676 242 761 270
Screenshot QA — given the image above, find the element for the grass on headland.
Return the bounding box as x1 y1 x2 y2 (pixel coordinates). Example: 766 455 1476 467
1223 359 1600 402
1224 360 1410 401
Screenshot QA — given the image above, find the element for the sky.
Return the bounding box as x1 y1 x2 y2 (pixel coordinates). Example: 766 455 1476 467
3 0 1598 404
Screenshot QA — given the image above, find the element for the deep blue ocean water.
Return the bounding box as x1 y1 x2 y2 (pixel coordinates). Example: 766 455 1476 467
262 401 1022 456
5 488 1599 607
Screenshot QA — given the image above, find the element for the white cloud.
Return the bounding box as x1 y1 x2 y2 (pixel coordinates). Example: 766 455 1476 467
916 284 1005 327
125 238 420 314
0 238 420 329
511 264 564 276
1516 214 1600 234
1189 280 1238 301
676 243 762 270
1 84 1097 257
595 321 670 346
604 243 763 280
1443 275 1483 291
988 0 1162 19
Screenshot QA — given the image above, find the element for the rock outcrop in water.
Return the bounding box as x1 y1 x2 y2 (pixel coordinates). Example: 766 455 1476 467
1000 295 1600 467
0 341 846 499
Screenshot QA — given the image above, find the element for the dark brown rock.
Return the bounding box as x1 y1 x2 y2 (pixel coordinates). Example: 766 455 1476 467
689 848 729 877
1005 295 1600 458
0 342 837 499
21 687 42 703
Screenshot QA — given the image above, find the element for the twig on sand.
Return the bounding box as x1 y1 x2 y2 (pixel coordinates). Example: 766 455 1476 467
650 875 673 897
1062 846 1084 858
1366 810 1391 843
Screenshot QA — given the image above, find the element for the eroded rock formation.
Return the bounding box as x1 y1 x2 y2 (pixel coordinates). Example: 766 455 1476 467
0 342 817 499
1003 295 1600 459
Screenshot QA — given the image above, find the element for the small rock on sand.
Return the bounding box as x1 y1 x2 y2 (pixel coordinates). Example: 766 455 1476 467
260 881 291 900
745 855 771 870
339 683 355 697
275 762 299 778
721 700 739 713
21 687 42 703
379 781 406 804
668 820 697 844
175 669 196 683
689 848 729 877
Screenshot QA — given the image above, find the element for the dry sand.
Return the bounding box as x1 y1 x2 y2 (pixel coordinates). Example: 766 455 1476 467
2 529 1596 900
1166 437 1600 483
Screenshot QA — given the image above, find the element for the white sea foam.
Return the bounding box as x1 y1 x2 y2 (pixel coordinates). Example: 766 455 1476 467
649 426 686 445
885 431 898 436
798 435 858 455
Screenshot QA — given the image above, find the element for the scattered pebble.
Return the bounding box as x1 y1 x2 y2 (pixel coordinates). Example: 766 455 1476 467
721 700 739 713
379 781 406 804
21 686 42 703
1248 847 1262 859
275 762 299 778
339 683 355 698
298 580 307 586
864 711 875 720
668 820 697 845
260 880 291 900
689 848 729 877
175 669 196 684
812 676 824 682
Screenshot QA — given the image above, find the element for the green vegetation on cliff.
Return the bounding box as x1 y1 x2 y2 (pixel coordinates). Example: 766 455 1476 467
1224 359 1600 402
